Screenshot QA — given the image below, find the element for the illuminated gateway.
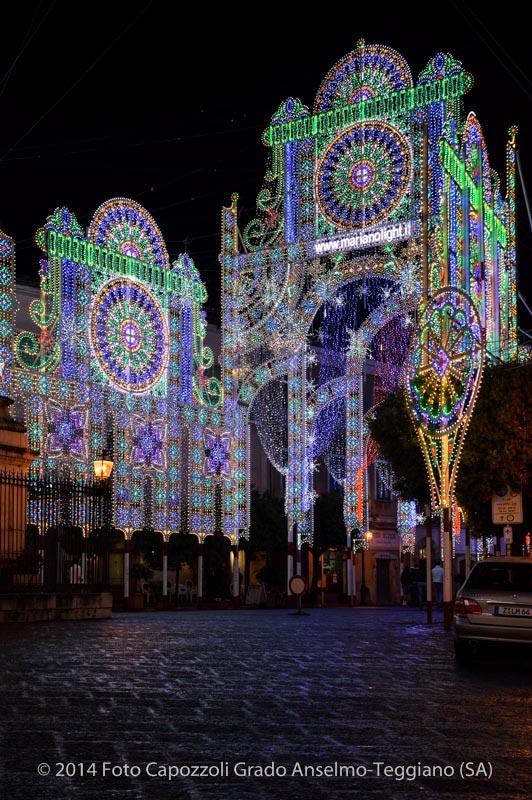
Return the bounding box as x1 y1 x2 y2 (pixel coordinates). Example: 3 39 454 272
0 40 521 602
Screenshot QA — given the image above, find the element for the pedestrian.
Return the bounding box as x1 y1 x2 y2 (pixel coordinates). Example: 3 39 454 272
432 562 444 606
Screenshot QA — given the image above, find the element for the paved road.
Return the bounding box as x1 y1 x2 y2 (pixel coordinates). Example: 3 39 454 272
1 606 531 800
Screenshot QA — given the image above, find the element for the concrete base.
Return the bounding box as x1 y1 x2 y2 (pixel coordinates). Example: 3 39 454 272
0 592 113 622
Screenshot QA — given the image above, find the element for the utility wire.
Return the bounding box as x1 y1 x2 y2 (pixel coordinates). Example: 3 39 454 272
0 2 152 164
1 121 262 162
517 152 532 235
518 293 532 318
447 0 532 104
0 1 56 98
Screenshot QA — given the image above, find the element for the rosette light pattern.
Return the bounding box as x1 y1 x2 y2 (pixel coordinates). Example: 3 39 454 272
88 198 169 268
316 122 411 229
91 279 168 393
406 288 484 437
314 41 412 112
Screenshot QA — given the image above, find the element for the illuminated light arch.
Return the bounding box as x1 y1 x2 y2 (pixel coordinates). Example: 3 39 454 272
0 38 519 605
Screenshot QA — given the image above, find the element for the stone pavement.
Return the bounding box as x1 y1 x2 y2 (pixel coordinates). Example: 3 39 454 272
1 606 531 800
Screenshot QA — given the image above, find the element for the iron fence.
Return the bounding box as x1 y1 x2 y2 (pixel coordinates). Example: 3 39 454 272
0 469 114 592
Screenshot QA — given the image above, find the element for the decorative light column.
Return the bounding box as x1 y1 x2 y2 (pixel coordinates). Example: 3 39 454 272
406 288 485 630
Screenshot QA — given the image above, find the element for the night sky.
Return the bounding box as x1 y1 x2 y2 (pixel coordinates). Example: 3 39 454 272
1 1 532 330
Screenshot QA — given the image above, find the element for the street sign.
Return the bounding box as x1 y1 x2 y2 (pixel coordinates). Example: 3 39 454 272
289 575 308 596
503 525 513 545
491 487 523 524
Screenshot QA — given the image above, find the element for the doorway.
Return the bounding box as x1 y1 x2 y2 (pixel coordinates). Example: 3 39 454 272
376 559 390 604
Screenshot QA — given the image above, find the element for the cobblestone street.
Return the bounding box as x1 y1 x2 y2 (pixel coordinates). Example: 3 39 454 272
1 606 531 800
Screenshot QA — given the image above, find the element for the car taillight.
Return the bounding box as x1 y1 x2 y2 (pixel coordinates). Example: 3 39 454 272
454 597 482 615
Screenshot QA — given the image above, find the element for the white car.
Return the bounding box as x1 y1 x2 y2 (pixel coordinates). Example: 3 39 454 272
453 557 532 659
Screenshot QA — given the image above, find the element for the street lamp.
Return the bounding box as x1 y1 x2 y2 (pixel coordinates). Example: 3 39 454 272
93 452 114 529
360 530 373 606
93 452 114 481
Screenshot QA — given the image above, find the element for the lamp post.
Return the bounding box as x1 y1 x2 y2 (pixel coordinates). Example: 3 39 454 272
353 531 373 606
93 452 114 528
359 530 373 606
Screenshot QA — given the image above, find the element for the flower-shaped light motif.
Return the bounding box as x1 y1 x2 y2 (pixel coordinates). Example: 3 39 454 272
91 278 168 393
316 121 411 229
203 428 232 478
88 198 169 268
314 41 412 113
407 288 484 436
46 401 88 460
131 417 167 470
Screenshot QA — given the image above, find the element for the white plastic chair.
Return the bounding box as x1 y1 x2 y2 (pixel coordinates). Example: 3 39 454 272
186 580 198 604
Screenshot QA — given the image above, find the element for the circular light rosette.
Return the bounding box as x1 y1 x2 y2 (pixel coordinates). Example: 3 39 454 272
314 42 412 112
316 122 411 229
406 288 484 436
91 278 168 392
88 198 169 268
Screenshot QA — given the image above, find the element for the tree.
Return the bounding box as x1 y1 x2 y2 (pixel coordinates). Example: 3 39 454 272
132 529 162 569
168 533 197 572
368 390 430 505
369 361 532 545
456 361 532 542
247 490 288 549
203 533 232 600
242 490 288 590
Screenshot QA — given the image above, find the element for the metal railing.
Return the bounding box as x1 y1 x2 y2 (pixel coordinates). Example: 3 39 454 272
0 469 113 592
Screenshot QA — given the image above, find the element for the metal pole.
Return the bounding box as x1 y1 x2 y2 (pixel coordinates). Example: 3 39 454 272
287 520 295 596
443 506 453 630
197 540 203 602
360 546 366 606
162 540 168 599
426 512 433 624
124 539 130 599
347 531 354 607
232 543 240 602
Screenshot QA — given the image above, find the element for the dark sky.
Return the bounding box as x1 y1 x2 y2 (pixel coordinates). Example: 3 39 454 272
2 1 532 330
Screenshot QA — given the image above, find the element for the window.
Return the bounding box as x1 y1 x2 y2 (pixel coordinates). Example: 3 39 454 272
465 562 532 592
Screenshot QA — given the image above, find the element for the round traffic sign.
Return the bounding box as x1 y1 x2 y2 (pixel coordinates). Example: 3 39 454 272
289 575 308 596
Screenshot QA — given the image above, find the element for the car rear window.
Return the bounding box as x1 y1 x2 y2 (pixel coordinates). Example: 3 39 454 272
464 563 532 592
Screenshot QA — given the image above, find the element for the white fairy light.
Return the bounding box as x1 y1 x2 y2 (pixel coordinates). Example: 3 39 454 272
347 328 371 361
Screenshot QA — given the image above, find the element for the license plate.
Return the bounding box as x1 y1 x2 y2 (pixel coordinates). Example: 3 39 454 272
494 606 531 617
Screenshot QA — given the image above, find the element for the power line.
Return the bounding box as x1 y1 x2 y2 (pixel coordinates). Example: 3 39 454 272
0 3 153 164
447 0 532 105
0 1 57 98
